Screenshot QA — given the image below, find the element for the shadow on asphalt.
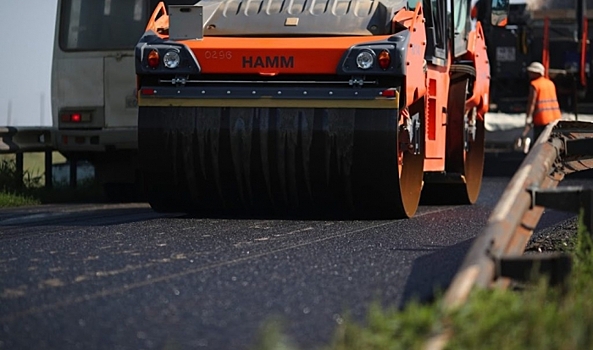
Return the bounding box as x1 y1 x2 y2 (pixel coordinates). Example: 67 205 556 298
0 207 161 229
399 238 474 308
484 152 525 177
399 152 592 307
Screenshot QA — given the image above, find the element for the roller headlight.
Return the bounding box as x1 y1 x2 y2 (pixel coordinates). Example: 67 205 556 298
356 51 375 70
163 50 181 69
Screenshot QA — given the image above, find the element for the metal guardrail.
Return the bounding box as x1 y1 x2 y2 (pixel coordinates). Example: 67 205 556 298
427 120 593 349
0 126 55 189
0 126 53 154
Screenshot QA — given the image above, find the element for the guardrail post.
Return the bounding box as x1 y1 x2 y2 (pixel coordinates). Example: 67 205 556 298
583 190 592 236
15 153 24 190
69 158 77 189
530 186 593 236
573 75 579 121
44 150 53 189
564 137 593 156
497 253 572 286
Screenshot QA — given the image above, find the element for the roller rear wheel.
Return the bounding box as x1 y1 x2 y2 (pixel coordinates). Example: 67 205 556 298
422 77 485 204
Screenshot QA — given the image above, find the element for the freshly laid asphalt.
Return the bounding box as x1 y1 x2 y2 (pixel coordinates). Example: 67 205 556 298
0 170 583 349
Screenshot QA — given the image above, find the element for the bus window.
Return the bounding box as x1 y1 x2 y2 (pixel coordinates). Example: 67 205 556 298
407 0 421 9
59 0 149 51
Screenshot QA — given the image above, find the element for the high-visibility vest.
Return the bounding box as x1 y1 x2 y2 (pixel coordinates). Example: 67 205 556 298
530 76 561 126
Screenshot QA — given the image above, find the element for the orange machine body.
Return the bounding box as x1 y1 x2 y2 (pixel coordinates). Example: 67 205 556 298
135 0 498 217
139 1 490 173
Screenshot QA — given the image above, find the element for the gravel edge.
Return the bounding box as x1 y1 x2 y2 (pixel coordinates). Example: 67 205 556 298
525 216 579 253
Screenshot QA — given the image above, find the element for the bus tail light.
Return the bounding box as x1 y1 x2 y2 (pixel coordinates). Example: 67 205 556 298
148 50 160 68
60 112 92 123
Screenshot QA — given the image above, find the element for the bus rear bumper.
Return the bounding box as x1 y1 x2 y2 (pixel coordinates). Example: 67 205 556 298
54 128 137 152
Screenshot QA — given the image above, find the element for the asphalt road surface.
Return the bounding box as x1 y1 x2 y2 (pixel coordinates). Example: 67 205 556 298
0 175 582 350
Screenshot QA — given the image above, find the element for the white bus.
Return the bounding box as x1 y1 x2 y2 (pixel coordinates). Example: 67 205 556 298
51 0 194 200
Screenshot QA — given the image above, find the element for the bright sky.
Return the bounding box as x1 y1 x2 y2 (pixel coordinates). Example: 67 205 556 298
0 0 57 126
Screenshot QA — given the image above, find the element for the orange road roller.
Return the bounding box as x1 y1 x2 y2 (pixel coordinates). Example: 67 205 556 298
135 0 508 218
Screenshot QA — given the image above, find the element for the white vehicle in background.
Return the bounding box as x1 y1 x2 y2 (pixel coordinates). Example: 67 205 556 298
51 0 195 200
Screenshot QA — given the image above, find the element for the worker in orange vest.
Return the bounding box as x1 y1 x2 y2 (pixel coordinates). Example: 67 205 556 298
519 62 562 148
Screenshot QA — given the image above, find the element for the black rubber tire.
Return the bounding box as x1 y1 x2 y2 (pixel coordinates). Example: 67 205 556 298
138 105 425 218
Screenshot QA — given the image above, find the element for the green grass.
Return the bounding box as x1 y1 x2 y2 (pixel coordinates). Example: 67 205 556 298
0 191 40 207
0 155 42 207
445 212 593 350
324 301 439 350
0 154 103 207
254 212 593 350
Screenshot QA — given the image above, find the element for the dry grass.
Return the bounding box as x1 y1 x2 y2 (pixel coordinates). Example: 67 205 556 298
0 152 66 185
0 154 103 206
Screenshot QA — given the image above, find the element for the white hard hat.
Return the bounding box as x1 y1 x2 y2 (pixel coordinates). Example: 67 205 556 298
527 62 545 76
